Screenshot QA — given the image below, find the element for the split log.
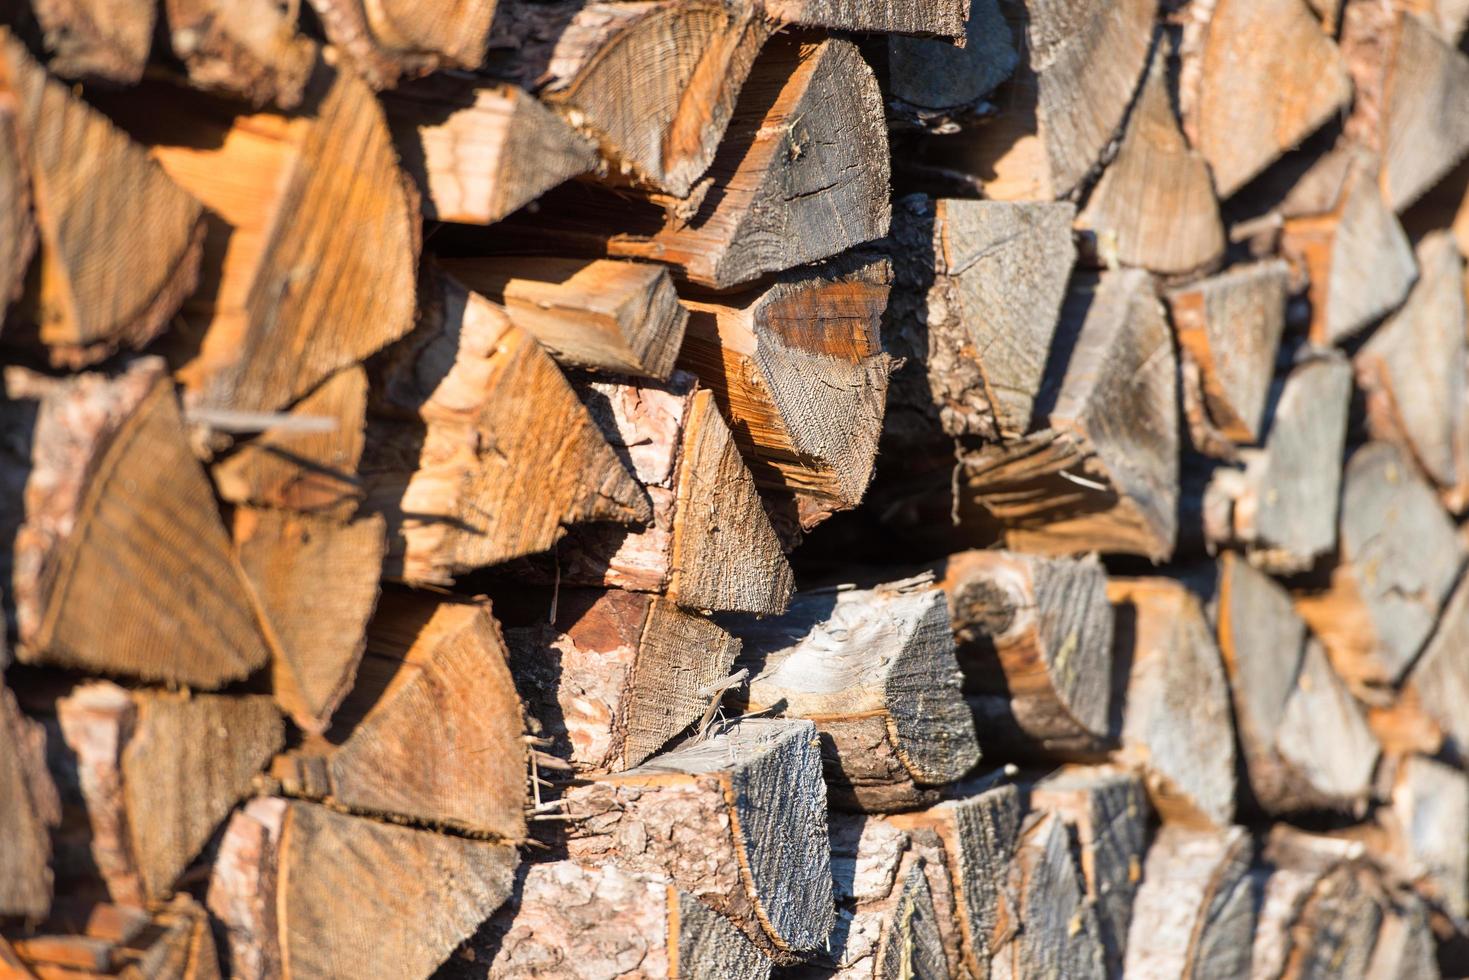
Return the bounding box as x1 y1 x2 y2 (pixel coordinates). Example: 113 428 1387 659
1404 572 1469 764
361 271 649 586
1166 261 1290 446
1295 442 1464 692
884 784 1023 978
1201 353 1353 573
1356 232 1469 508
207 798 518 980
952 0 1156 200
270 591 527 840
1381 755 1469 919
210 365 368 519
762 0 966 34
5 895 221 979
1211 553 1380 815
101 59 418 415
1366 891 1440 980
1030 766 1150 977
884 197 1077 447
1123 825 1256 980
494 34 891 290
990 811 1106 980
563 718 834 960
0 29 205 369
1 682 59 919
307 0 497 86
959 269 1179 561
28 0 154 83
938 550 1114 759
477 861 771 980
1341 3 1469 211
52 682 283 906
726 576 980 812
1280 155 1417 346
504 588 741 772
1252 830 1387 980
163 0 316 108
233 508 384 734
678 255 892 518
553 375 794 615
0 359 271 688
887 0 1018 120
0 101 34 320
1108 578 1236 829
383 80 597 226
1177 0 1353 198
1076 41 1226 278
442 257 686 380
487 0 768 198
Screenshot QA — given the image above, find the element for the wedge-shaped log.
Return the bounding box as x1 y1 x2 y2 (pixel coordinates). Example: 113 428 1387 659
489 0 768 198
362 272 649 585
270 591 527 840
208 798 518 980
1 682 59 919
1166 261 1289 446
1108 578 1235 829
0 102 34 320
1356 232 1469 508
211 365 368 519
727 577 979 811
1295 442 1464 692
53 682 282 906
0 359 270 687
885 784 1022 979
764 0 965 33
1281 155 1417 346
1380 755 1469 919
484 861 771 980
505 588 740 772
5 895 221 980
0 29 205 369
102 59 417 415
556 374 794 614
960 269 1178 561
164 0 315 107
1211 554 1379 815
1342 4 1469 211
887 0 1017 118
443 257 686 379
1031 767 1150 977
1077 41 1225 278
1177 0 1352 198
497 35 890 290
384 80 596 226
953 0 1155 200
308 0 497 86
1123 826 1255 980
991 811 1106 980
1202 354 1353 573
885 197 1076 447
679 255 892 519
1404 572 1469 764
938 550 1113 759
564 718 833 960
234 508 384 734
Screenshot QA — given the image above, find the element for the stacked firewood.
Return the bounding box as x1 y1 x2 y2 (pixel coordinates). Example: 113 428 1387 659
3 0 1469 976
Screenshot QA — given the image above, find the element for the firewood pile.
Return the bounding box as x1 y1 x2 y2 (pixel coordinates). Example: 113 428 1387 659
5 0 1469 976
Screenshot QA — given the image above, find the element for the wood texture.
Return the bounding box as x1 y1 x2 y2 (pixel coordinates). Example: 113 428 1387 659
208 798 518 980
728 577 980 811
991 811 1106 980
1404 571 1469 764
5 895 222 979
1381 755 1468 918
1077 41 1225 278
939 550 1114 759
0 100 33 324
362 271 649 585
53 682 283 905
1109 578 1236 829
1178 0 1353 198
164 0 316 108
29 0 155 83
307 0 497 86
564 718 834 960
888 0 1018 116
0 681 59 919
960 269 1179 561
0 358 271 687
763 0 966 34
505 588 741 772
384 79 596 225
272 591 528 840
443 256 687 379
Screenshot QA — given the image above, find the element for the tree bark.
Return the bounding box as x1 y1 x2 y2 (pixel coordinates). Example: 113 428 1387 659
28 0 154 83
163 0 316 108
307 0 498 87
